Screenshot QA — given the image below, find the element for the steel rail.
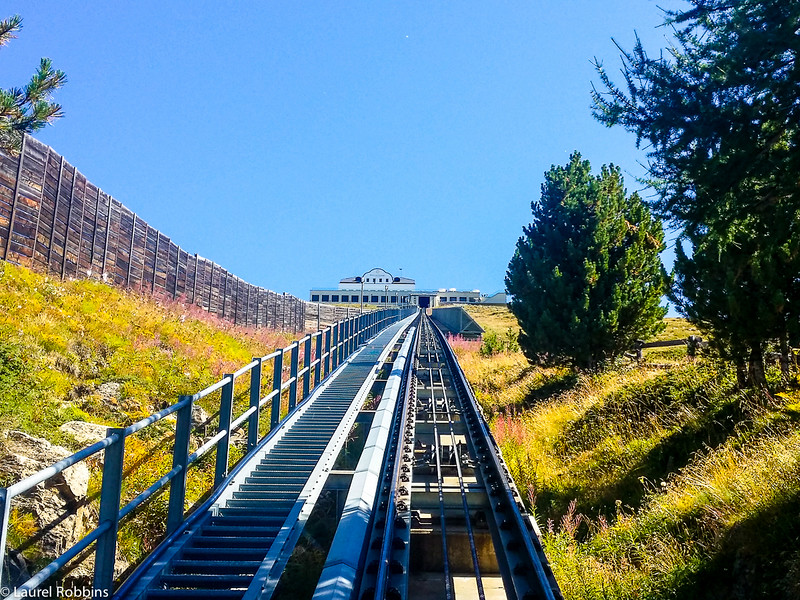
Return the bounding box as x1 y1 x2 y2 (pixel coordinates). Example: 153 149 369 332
428 316 562 600
423 324 454 600
432 349 486 600
372 317 420 600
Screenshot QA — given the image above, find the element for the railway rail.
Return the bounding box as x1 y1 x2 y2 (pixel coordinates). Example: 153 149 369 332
353 314 561 600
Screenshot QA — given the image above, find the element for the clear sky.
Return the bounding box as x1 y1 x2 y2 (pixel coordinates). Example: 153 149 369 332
2 1 683 299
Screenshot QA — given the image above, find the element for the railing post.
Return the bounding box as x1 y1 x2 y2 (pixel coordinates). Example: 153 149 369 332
343 318 349 359
340 319 347 362
0 488 10 590
324 328 331 377
346 317 352 356
314 332 322 387
94 428 126 593
344 318 351 360
289 343 299 411
271 351 283 429
248 358 262 450
303 336 311 401
331 322 339 370
167 396 193 534
340 320 345 364
214 375 234 487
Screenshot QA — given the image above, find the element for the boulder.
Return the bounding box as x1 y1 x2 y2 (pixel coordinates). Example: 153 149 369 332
59 421 110 446
0 431 127 584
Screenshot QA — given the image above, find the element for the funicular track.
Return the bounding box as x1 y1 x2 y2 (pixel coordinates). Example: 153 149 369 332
357 314 562 600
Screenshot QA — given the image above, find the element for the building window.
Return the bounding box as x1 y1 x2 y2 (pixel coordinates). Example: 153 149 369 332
450 297 457 302
311 294 320 302
440 296 447 303
322 295 329 302
390 296 397 303
381 296 387 303
371 295 379 303
459 297 467 302
332 295 339 302
363 295 368 302
469 297 476 302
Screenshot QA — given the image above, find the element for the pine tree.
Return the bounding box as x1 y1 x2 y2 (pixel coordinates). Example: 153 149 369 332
591 0 800 386
506 153 668 370
0 15 66 155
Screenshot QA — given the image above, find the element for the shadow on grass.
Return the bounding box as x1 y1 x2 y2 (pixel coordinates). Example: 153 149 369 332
521 371 579 406
668 492 800 600
537 394 746 523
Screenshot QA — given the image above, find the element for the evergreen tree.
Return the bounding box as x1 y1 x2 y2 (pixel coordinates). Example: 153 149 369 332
506 153 668 370
591 0 800 386
0 15 66 155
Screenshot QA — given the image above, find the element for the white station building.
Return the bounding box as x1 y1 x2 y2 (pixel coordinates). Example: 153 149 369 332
309 267 506 309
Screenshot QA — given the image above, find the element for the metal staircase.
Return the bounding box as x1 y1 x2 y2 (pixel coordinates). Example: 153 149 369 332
118 320 414 600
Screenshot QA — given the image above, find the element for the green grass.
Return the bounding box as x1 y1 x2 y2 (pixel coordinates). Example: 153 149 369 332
453 310 800 599
0 262 300 571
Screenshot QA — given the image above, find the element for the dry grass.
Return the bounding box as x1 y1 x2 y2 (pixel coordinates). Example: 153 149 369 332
451 314 800 599
0 262 300 568
463 304 520 335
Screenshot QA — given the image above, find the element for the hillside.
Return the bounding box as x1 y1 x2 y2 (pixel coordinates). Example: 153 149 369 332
0 262 298 571
457 305 800 600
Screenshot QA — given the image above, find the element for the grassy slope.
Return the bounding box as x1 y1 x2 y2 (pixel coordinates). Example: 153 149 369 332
0 262 298 566
456 305 800 600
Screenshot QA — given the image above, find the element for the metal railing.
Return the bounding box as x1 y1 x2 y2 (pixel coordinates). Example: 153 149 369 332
0 306 416 597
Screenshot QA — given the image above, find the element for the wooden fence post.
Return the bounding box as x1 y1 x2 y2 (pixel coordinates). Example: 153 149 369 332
4 132 27 261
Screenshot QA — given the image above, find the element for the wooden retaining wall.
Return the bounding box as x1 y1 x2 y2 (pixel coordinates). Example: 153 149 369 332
0 135 305 332
304 302 360 329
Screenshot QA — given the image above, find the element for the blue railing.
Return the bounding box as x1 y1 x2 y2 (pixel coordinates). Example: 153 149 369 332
0 306 416 597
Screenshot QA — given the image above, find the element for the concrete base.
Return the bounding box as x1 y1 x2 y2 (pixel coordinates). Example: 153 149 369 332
408 572 506 600
410 531 499 573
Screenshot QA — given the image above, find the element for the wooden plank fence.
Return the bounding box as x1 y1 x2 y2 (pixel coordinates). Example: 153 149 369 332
305 302 358 330
0 135 306 332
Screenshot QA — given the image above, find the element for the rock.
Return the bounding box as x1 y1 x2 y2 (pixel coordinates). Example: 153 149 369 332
1 431 90 502
97 382 122 405
192 403 210 431
59 421 110 446
230 428 247 449
0 431 127 582
3 549 30 589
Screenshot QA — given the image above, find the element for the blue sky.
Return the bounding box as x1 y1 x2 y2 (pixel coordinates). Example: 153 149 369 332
3 1 682 299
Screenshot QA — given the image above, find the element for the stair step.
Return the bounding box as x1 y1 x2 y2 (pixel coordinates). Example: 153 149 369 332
146 590 243 599
160 573 252 590
217 507 293 518
203 523 281 535
223 499 295 510
182 546 267 561
171 559 261 575
191 535 275 548
231 490 298 501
